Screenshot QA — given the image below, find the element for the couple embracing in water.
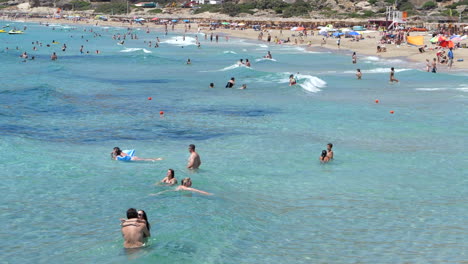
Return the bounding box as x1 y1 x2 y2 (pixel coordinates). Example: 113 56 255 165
120 208 151 249
319 143 334 163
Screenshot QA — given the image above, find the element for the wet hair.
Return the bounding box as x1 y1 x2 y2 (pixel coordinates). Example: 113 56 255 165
181 177 191 186
321 150 327 159
127 208 138 219
189 144 195 150
391 67 395 71
357 69 361 72
138 210 150 231
209 83 214 87
290 74 294 78
327 143 333 148
231 77 235 81
168 169 174 179
113 147 122 155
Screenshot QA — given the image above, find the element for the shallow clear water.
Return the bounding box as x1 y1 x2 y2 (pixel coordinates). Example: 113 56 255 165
1 22 467 263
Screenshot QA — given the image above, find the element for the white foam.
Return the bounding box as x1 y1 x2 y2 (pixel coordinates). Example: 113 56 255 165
120 48 152 53
223 51 237 54
344 68 410 74
415 88 447 91
255 58 277 62
277 73 327 93
456 88 468 92
259 44 268 48
296 74 327 93
364 56 380 61
163 36 197 46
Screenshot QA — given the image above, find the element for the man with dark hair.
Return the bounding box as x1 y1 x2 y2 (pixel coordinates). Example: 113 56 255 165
121 208 149 248
326 143 334 160
187 144 201 169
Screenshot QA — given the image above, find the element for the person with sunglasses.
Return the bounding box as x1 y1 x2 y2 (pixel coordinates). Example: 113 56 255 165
120 208 150 248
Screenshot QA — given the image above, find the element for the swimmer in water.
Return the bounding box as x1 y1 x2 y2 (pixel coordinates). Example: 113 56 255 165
326 143 334 160
225 77 235 88
319 150 329 163
264 51 272 59
111 147 163 162
238 59 244 65
160 169 177 185
356 69 362 80
176 177 212 195
289 74 297 86
245 59 251 67
209 83 215 88
390 67 399 83
186 58 191 65
51 52 58 61
239 84 247 90
187 144 201 169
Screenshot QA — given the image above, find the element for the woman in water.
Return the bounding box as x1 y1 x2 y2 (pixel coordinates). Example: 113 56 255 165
356 69 362 80
111 147 162 161
176 177 212 195
319 150 330 163
352 52 357 64
160 169 177 185
225 77 235 88
289 74 297 86
137 210 151 237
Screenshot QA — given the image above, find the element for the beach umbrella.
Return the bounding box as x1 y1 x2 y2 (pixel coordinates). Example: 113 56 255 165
183 19 190 23
290 27 298 31
172 19 178 22
450 35 460 39
430 36 438 43
238 23 245 26
341 28 351 32
151 17 159 21
348 31 360 36
438 36 446 42
221 22 230 25
451 37 462 42
332 32 344 37
295 27 305 31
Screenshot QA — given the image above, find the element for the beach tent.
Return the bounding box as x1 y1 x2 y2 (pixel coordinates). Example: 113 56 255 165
348 31 360 36
439 40 454 48
406 35 424 46
430 36 438 43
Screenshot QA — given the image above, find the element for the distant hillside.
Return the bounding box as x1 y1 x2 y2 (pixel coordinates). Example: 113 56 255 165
1 0 466 21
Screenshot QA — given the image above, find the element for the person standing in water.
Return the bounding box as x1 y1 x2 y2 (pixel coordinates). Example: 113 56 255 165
326 143 334 160
352 52 357 64
121 208 150 248
432 58 437 73
51 52 58 61
319 150 330 163
187 144 201 169
356 69 362 80
289 74 297 86
225 77 235 88
390 67 399 83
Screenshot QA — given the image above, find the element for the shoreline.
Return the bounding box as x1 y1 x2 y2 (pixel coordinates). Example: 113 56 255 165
2 17 467 73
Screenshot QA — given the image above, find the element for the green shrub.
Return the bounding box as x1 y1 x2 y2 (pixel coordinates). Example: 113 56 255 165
362 10 375 17
70 1 91 10
94 2 128 14
422 1 436 9
368 0 377 5
282 0 311 17
148 8 162 13
193 4 221 14
221 2 240 16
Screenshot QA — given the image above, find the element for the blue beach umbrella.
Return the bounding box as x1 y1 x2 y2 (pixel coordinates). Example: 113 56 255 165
183 19 190 23
172 19 178 23
332 32 344 37
348 31 360 36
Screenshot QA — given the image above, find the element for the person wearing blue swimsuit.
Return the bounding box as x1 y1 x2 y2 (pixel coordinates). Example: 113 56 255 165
111 147 162 162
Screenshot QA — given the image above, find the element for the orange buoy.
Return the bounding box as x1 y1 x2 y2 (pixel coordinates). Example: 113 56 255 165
375 99 379 103
148 97 152 100
390 110 394 114
160 111 164 115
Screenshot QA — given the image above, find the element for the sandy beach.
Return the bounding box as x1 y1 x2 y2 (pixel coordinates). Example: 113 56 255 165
4 16 468 72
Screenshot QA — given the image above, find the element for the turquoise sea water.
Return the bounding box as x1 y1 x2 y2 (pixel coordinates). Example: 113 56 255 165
1 22 467 263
